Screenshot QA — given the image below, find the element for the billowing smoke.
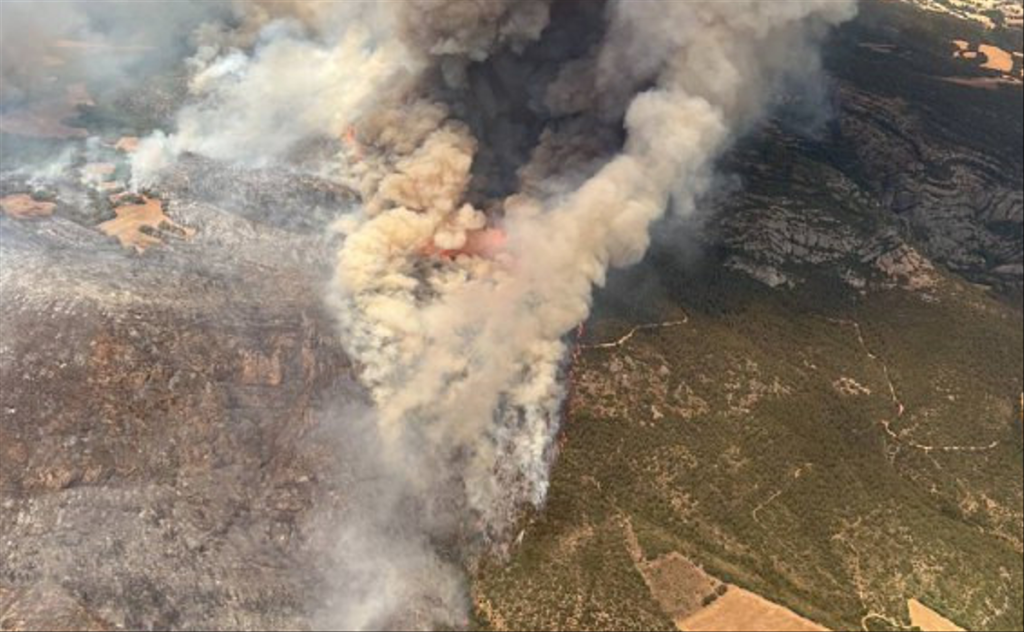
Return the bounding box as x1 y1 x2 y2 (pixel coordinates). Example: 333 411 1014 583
131 2 412 181
327 0 858 534
123 1 857 628
311 400 467 631
0 0 237 106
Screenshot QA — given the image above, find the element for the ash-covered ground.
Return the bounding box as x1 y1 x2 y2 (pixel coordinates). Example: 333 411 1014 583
1 142 360 628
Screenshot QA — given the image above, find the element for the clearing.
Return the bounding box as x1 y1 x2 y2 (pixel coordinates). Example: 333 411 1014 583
677 586 827 632
907 599 965 632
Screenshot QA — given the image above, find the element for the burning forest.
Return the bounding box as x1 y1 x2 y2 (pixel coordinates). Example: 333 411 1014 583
0 1 873 629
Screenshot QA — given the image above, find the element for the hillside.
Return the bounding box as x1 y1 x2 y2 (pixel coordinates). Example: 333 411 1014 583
471 3 1024 630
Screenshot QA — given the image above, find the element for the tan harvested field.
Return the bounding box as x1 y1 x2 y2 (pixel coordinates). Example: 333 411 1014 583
0 194 55 220
908 599 965 632
979 44 1014 72
677 586 827 632
951 40 1020 78
98 196 195 253
114 136 140 153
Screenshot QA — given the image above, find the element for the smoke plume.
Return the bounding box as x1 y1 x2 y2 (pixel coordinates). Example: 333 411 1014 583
123 1 858 628
328 0 857 531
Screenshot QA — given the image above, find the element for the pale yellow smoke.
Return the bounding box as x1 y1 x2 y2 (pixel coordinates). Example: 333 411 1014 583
330 0 857 528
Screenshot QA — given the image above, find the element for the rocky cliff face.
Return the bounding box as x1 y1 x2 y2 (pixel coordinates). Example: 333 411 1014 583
835 84 1022 289
704 1 1022 298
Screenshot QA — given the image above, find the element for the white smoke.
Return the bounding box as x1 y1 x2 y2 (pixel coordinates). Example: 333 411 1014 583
131 3 413 187
123 1 857 628
311 401 467 631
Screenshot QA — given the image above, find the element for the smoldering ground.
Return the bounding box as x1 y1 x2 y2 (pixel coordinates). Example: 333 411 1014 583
303 395 468 631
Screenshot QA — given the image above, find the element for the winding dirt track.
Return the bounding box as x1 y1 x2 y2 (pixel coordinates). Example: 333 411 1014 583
582 317 689 350
830 318 1000 455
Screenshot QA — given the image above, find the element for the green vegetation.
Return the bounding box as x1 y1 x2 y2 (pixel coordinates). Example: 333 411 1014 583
475 260 1022 631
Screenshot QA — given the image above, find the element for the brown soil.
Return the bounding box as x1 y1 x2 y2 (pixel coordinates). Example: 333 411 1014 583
97 196 195 253
1 194 56 219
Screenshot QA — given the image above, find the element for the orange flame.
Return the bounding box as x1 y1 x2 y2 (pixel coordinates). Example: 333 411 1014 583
343 126 363 161
421 228 507 260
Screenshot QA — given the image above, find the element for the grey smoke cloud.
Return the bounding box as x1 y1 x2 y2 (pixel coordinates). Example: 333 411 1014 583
131 2 412 184
311 400 466 631
0 0 238 106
